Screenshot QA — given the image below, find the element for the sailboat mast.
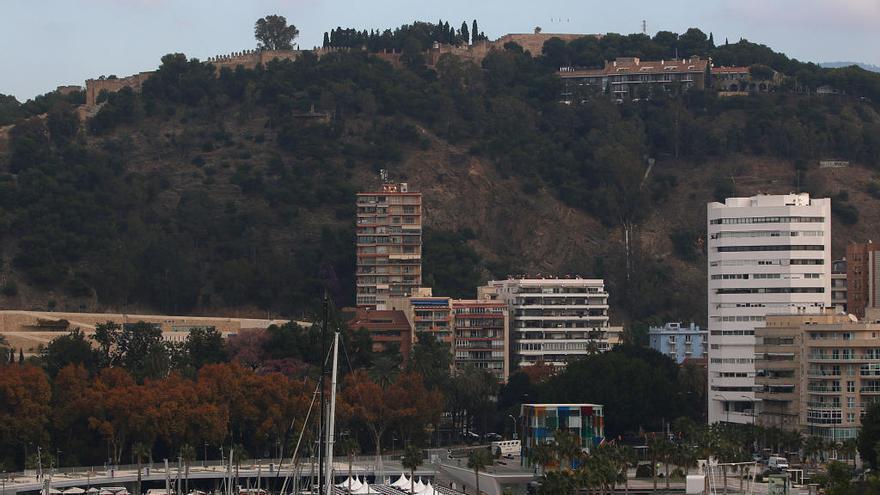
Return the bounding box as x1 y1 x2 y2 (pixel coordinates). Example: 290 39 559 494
318 294 328 495
324 332 340 494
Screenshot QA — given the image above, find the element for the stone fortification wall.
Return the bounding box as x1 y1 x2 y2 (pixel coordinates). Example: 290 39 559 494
494 33 598 56
206 48 300 70
85 72 153 106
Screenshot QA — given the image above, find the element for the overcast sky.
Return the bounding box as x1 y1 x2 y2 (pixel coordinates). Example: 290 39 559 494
2 0 878 100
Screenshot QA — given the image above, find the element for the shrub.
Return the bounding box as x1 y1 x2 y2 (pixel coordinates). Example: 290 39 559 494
2 280 18 297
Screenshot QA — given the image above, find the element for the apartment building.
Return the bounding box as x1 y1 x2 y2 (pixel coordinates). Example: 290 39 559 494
484 278 621 368
832 259 848 313
559 56 709 102
707 193 831 424
648 322 708 364
356 181 422 309
388 289 454 345
452 299 510 382
347 308 413 361
846 241 880 319
756 311 880 440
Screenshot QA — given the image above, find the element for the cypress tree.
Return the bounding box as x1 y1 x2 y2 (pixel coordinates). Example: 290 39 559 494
472 20 479 44
460 22 470 46
323 32 330 48
708 32 715 48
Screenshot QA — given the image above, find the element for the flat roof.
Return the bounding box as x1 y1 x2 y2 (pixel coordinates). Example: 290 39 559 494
522 403 603 408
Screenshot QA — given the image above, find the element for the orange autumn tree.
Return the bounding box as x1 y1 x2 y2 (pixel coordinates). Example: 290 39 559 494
86 367 144 463
341 370 444 463
341 369 404 462
0 365 51 464
393 372 444 446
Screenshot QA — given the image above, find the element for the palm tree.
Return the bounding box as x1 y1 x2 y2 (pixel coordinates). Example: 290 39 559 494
401 445 423 495
529 442 558 475
467 448 493 495
840 438 858 469
804 436 824 468
132 443 150 495
553 430 582 472
180 444 196 495
338 437 361 492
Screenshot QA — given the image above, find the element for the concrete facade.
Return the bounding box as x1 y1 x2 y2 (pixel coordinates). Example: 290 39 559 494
484 278 621 368
648 322 707 364
707 193 832 424
832 258 848 313
356 182 422 309
846 241 880 319
452 299 510 382
756 311 880 440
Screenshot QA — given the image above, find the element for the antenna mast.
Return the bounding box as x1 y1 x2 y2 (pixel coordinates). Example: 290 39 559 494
642 20 647 35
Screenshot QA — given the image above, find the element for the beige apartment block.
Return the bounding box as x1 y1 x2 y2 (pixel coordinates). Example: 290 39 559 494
356 181 422 309
756 310 880 440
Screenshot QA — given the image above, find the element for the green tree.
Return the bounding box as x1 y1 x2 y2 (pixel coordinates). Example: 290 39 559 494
183 327 227 370
539 470 576 495
41 329 101 377
401 445 423 495
460 22 470 46
859 402 880 469
254 15 299 50
471 20 479 44
467 448 493 495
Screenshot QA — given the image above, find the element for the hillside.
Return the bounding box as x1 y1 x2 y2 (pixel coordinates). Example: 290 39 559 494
2 27 880 329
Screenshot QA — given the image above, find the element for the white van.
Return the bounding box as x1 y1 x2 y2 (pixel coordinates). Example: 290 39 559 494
491 440 521 457
768 456 789 471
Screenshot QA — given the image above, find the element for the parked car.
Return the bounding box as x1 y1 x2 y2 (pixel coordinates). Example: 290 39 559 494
485 432 503 441
768 456 790 472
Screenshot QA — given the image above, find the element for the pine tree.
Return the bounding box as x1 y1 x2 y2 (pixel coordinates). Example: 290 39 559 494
323 32 330 48
472 20 479 44
460 22 470 46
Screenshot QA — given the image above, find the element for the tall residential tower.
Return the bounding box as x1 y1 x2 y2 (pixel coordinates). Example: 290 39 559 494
707 193 831 424
356 181 422 309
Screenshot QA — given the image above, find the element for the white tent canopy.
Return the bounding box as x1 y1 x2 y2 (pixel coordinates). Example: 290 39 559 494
349 476 363 491
64 488 86 494
336 477 354 488
86 489 99 494
390 473 410 488
412 478 426 493
351 483 372 495
418 482 437 495
48 489 63 494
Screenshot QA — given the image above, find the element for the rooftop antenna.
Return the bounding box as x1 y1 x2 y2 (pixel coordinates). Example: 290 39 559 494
642 20 647 35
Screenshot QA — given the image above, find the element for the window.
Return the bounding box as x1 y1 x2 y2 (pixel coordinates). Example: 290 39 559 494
847 381 855 393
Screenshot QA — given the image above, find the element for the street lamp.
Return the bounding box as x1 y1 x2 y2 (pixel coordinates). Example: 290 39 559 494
508 415 518 440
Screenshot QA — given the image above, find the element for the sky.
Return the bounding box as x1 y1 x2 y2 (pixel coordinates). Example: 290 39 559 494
2 0 879 101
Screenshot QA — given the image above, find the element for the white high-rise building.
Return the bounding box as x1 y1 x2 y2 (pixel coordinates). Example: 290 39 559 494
483 278 622 368
707 193 831 424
